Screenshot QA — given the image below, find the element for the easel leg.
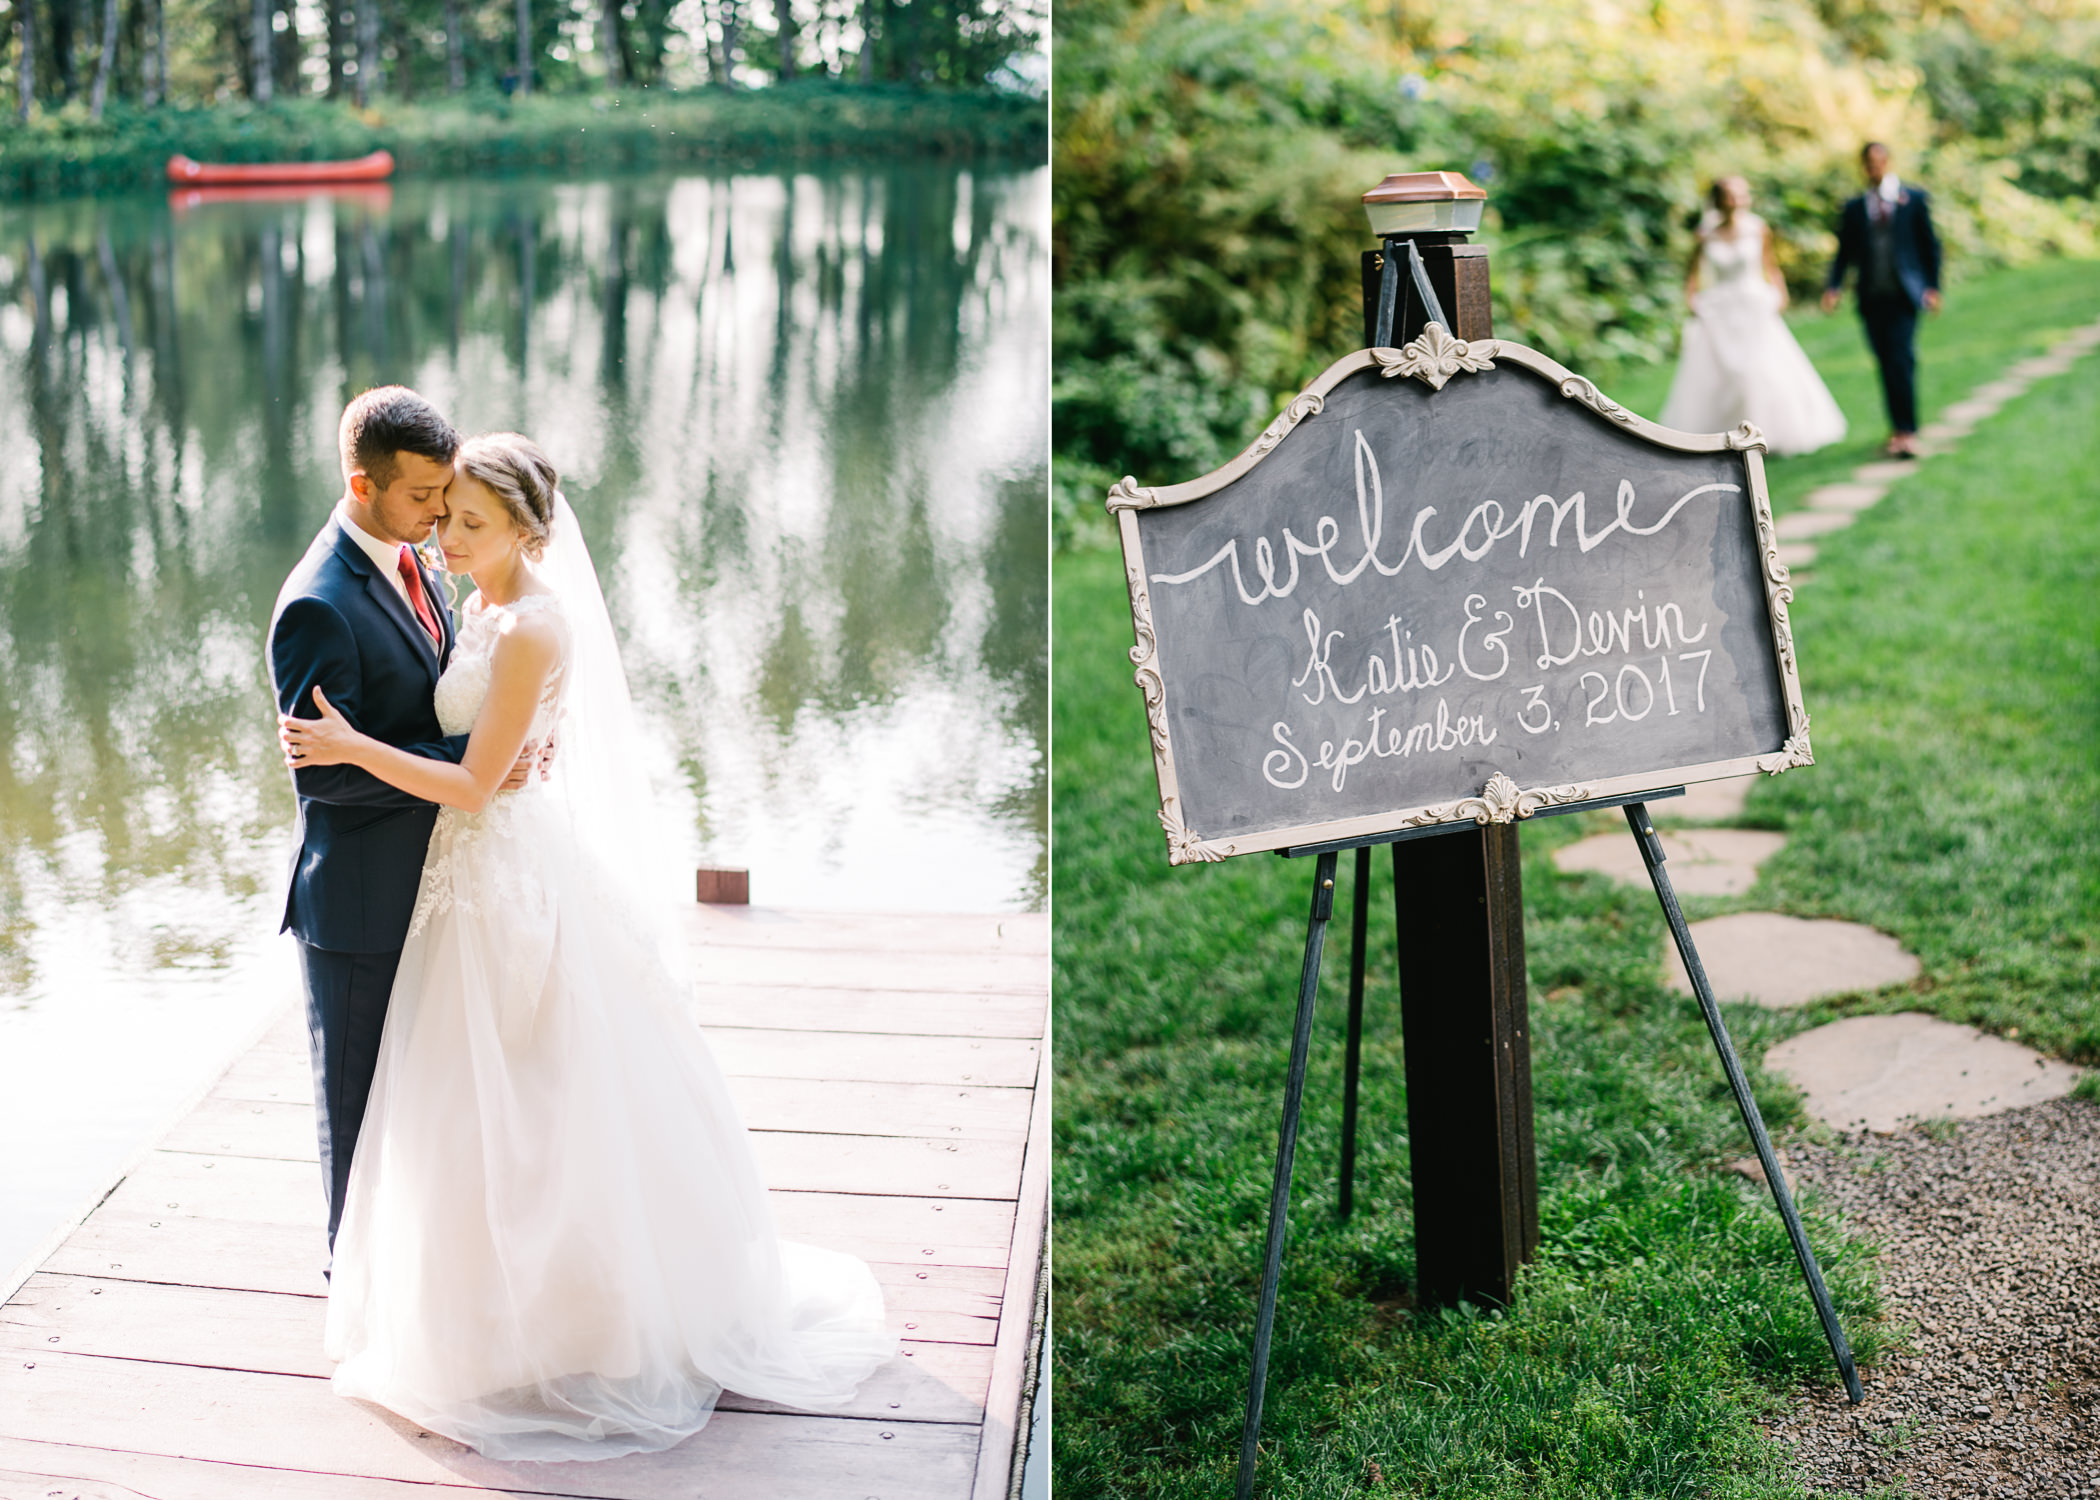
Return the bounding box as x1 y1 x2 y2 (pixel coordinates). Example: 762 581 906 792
1624 803 1865 1403
1339 845 1370 1220
1235 850 1338 1500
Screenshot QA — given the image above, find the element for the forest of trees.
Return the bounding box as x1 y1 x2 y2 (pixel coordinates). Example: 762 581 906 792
2 0 1041 119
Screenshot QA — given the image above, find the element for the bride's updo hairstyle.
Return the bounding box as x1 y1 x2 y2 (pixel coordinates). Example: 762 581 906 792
457 433 559 560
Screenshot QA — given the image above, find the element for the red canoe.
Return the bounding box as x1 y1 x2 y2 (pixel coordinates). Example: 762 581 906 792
166 150 395 186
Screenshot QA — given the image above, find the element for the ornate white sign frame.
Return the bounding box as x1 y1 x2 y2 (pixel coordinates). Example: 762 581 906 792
1108 324 1812 866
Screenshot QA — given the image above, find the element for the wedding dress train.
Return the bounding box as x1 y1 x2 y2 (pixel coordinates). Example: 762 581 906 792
1660 210 1847 456
325 548 894 1460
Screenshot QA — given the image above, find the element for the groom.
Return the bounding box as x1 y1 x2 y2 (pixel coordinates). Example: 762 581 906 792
269 386 535 1269
1823 141 1942 457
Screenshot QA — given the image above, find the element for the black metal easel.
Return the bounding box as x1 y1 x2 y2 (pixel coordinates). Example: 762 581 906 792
1225 210 1858 1498
1230 793 1862 1500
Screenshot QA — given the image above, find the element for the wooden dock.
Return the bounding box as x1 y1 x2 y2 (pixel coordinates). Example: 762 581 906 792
0 905 1048 1500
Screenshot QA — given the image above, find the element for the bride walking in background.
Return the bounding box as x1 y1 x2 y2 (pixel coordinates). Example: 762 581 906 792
280 434 894 1460
1661 175 1847 455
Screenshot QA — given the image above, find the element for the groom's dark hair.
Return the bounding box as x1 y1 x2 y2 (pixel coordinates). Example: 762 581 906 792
339 386 460 489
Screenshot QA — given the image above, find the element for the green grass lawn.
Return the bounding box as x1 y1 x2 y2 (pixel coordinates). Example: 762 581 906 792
1052 259 2100 1497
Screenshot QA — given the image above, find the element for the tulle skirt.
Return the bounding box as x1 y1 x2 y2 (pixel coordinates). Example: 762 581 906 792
324 788 895 1460
1660 280 1847 456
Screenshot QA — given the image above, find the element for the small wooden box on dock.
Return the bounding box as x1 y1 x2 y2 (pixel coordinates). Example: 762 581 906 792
695 866 750 905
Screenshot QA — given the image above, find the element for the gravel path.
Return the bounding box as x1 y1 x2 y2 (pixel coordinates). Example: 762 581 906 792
1765 1097 2100 1497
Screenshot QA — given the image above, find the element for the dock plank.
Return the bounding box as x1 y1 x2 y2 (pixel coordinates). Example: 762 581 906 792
0 1275 991 1423
702 1029 1040 1087
0 1437 571 1500
690 985 1046 1038
176 1078 1032 1165
0 1352 981 1499
688 909 1048 957
162 1101 1026 1199
690 947 1046 997
3 905 1044 1495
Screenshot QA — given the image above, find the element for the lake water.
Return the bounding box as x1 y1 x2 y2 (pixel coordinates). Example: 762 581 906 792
0 161 1048 1277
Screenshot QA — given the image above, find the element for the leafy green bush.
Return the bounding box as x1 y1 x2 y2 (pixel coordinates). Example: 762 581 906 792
1052 0 2100 519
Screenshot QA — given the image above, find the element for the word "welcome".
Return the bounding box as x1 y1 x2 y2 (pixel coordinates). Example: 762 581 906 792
1151 430 1739 607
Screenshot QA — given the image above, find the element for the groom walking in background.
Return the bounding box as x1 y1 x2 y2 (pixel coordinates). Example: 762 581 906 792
269 387 536 1272
1823 141 1942 457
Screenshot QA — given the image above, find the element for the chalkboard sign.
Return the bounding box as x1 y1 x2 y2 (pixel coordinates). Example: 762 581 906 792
1110 326 1811 864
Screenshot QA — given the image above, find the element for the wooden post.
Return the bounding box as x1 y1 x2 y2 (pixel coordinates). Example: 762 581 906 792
1391 826 1538 1305
1359 172 1539 1307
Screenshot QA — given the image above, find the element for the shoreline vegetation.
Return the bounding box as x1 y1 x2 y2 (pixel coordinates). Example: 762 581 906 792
0 84 1046 198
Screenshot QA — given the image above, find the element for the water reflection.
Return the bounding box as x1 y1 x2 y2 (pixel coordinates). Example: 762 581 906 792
0 162 1047 1272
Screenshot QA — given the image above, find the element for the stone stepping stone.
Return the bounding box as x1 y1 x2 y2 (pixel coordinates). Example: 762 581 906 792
1666 775 1756 821
1764 1013 2082 1132
1664 911 1920 1008
1776 540 1817 570
1938 395 2003 425
1805 482 1886 513
2009 351 2078 380
1555 828 1786 896
1849 459 1917 485
1775 510 1854 540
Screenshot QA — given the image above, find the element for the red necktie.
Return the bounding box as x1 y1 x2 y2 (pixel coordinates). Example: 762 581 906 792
396 545 443 648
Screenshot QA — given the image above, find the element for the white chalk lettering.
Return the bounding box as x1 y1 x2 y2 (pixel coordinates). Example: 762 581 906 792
1146 435 1740 604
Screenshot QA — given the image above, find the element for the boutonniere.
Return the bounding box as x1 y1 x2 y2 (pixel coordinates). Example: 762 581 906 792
414 538 443 573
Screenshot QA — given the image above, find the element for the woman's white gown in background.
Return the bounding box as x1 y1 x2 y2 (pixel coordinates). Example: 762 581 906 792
324 581 895 1461
1660 211 1846 455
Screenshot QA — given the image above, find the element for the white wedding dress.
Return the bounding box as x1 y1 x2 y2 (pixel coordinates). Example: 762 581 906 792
325 513 894 1461
1660 210 1846 455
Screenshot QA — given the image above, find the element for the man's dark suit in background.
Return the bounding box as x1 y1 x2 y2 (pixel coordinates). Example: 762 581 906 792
269 518 465 1258
1826 183 1941 438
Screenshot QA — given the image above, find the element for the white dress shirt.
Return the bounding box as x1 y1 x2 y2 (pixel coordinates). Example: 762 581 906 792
336 500 419 610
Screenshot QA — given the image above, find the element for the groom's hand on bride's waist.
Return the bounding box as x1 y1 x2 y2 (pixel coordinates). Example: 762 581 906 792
500 745 537 792
497 728 558 792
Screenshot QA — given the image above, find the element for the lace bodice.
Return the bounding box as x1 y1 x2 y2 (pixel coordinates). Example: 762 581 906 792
434 591 569 743
1697 211 1767 290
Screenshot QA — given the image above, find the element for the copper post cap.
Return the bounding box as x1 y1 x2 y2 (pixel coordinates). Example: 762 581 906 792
1361 171 1488 204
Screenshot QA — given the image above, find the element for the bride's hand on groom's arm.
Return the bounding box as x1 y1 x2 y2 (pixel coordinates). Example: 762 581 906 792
280 686 367 769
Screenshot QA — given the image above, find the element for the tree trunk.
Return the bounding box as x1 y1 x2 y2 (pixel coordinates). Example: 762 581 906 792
150 0 168 102
856 0 874 82
54 0 79 101
444 0 463 90
355 0 377 103
514 0 531 94
599 0 622 86
274 0 300 96
89 0 120 115
717 0 740 89
15 0 34 119
387 0 411 100
251 0 274 100
775 0 794 81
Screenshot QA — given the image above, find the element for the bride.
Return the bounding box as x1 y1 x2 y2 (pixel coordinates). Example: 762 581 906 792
279 433 894 1460
1660 175 1847 455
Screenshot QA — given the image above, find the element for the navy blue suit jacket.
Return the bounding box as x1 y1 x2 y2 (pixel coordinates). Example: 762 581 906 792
269 516 468 953
1826 188 1941 311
